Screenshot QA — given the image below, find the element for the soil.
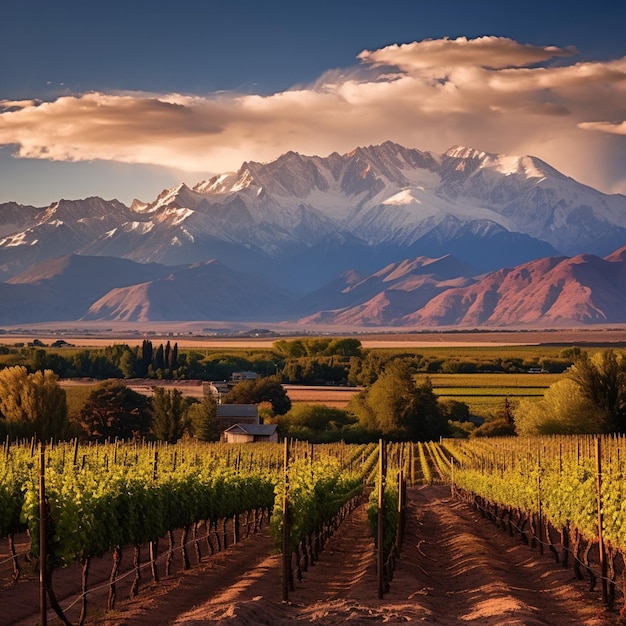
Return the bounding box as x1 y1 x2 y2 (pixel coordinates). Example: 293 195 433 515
2 485 621 626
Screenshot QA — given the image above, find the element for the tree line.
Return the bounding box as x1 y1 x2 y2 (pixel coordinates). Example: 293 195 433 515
0 337 576 386
0 363 450 445
1 338 624 444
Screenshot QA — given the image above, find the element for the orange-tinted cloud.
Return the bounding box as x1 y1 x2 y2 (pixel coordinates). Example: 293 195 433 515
0 36 625 194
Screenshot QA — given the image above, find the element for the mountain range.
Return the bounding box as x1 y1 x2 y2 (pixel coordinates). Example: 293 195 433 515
2 141 626 329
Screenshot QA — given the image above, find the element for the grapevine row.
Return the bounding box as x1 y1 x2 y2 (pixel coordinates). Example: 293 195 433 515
441 434 626 610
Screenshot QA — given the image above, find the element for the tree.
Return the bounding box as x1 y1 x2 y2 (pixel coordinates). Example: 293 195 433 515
324 338 362 357
0 366 68 440
224 376 292 415
567 350 626 432
348 361 447 441
154 344 165 371
186 396 219 441
79 380 151 441
497 397 514 426
118 348 138 378
169 342 178 370
278 404 355 441
440 399 472 423
138 339 153 377
514 378 602 435
151 387 187 442
347 391 378 433
471 419 516 438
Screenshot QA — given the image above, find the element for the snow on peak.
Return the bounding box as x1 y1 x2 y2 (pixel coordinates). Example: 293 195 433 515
3 232 31 247
150 183 200 211
131 199 151 213
155 207 194 226
193 173 234 194
445 146 489 160
485 155 546 180
383 188 423 206
445 146 547 182
230 168 255 193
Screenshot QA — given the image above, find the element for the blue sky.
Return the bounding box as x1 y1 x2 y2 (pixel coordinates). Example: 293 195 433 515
1 0 625 206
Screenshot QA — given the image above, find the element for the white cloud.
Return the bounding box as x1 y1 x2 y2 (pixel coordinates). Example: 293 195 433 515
0 36 625 194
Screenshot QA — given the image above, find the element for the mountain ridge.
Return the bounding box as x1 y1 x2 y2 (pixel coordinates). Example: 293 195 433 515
2 141 626 328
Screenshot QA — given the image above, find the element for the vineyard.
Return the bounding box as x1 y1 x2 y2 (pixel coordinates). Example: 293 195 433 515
2 436 625 624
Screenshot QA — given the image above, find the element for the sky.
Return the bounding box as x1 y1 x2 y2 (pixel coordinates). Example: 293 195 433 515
1 0 626 206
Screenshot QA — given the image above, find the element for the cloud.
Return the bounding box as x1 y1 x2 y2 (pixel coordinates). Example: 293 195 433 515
0 36 625 194
579 121 626 135
357 36 578 70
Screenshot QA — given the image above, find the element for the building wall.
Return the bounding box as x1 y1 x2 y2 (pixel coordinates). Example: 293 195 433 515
224 432 254 444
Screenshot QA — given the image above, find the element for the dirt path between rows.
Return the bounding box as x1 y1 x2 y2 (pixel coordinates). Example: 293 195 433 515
4 485 622 625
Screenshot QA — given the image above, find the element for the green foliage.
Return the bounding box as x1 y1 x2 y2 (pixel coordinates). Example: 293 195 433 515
78 380 151 441
199 353 257 380
16 440 278 562
538 357 571 373
443 434 626 550
559 346 582 360
514 378 604 435
186 396 220 441
440 359 478 374
225 376 292 415
512 348 626 436
278 404 355 442
348 361 448 441
151 387 188 443
273 337 362 358
439 399 472 423
367 481 399 553
346 352 424 386
447 420 476 438
271 455 364 551
471 419 516 438
64 384 98 423
281 356 349 384
567 350 626 432
0 366 68 440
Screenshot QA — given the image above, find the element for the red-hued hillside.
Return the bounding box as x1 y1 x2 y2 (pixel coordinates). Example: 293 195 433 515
406 247 626 327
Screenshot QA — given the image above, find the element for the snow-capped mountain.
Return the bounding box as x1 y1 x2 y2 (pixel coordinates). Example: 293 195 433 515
4 141 624 289
1 141 626 327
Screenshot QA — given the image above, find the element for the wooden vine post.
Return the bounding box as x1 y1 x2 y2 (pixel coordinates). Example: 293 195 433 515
595 437 608 606
377 438 386 600
537 443 543 555
281 437 290 602
39 442 47 626
450 457 455 498
397 468 404 548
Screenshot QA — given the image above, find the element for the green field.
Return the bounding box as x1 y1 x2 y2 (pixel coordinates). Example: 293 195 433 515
425 372 561 418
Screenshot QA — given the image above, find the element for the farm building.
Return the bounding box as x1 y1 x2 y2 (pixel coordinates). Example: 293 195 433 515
223 423 279 444
216 403 259 430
